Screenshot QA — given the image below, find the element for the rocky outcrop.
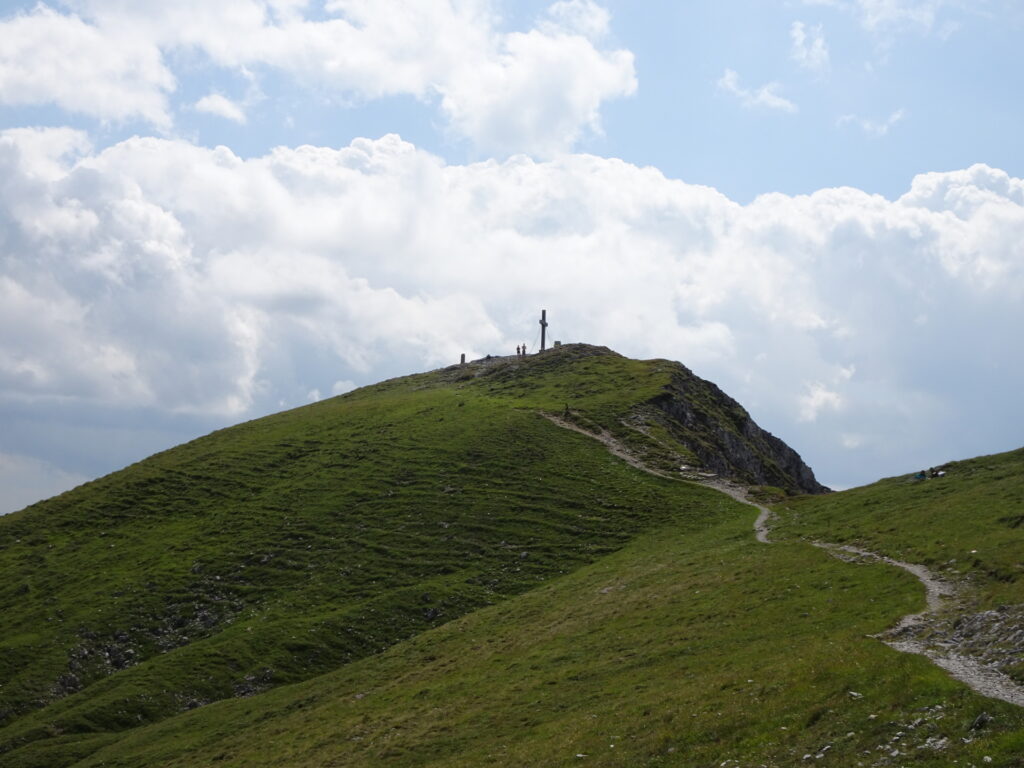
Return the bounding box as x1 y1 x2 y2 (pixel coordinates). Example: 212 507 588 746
910 603 1024 684
644 364 827 494
443 342 826 494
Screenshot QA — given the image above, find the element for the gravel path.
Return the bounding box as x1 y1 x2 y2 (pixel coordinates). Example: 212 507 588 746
542 413 1024 707
702 481 775 544
733 498 1024 709
811 543 1024 708
541 414 675 480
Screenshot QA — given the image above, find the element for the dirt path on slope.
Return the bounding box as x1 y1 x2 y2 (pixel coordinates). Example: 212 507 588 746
541 412 1024 708
725 490 1024 708
542 413 772 542
541 414 675 480
810 543 1024 708
701 480 775 544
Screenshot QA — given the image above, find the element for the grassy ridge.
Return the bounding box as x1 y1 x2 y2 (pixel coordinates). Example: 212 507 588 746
42 509 1024 767
3 346 1021 766
776 448 1024 607
0 347 731 763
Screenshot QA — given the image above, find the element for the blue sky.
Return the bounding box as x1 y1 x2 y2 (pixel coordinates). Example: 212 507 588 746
1 0 1022 511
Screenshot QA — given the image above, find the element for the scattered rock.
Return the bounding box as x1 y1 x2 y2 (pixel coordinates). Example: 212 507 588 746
233 668 274 698
970 711 992 731
917 736 949 750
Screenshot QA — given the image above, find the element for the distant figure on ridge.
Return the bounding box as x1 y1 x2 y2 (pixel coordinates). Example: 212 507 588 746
516 345 521 356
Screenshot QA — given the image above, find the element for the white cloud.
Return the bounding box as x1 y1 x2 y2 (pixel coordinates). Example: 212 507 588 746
899 163 1024 215
543 0 611 40
791 21 830 72
799 382 844 422
0 0 634 156
0 5 174 126
440 27 635 157
717 69 798 113
195 93 247 124
838 108 906 136
331 379 356 395
1 128 1023 501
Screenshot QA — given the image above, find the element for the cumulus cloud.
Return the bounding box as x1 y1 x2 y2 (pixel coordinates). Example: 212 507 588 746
0 5 174 126
0 0 634 156
717 69 798 113
440 27 635 157
1 128 1023 511
791 21 830 72
798 382 844 422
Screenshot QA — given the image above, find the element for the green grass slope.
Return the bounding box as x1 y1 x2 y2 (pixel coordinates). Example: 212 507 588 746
31 500 1024 767
776 447 1024 688
2 346 1021 766
777 448 1024 607
0 345 765 764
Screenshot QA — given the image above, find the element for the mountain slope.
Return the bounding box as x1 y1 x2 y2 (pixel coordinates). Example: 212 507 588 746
776 447 1024 688
5 346 1020 766
25 475 1024 767
0 345 821 765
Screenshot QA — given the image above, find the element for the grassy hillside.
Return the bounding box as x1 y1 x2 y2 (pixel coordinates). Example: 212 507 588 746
2 345 1021 766
24 498 1024 767
777 448 1024 606
0 346 755 764
775 447 1024 689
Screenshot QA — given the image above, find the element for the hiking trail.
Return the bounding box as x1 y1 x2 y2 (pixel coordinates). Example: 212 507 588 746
543 412 1024 709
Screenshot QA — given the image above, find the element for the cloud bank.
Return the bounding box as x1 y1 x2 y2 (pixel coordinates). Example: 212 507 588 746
0 0 635 157
2 128 1022 511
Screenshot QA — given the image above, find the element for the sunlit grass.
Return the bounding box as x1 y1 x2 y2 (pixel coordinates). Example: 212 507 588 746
2 346 1021 767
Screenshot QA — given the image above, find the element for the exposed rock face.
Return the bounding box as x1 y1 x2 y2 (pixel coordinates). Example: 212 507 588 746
646 363 828 494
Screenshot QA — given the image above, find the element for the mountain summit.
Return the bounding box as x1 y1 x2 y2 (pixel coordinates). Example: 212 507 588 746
2 344 834 765
453 344 825 493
